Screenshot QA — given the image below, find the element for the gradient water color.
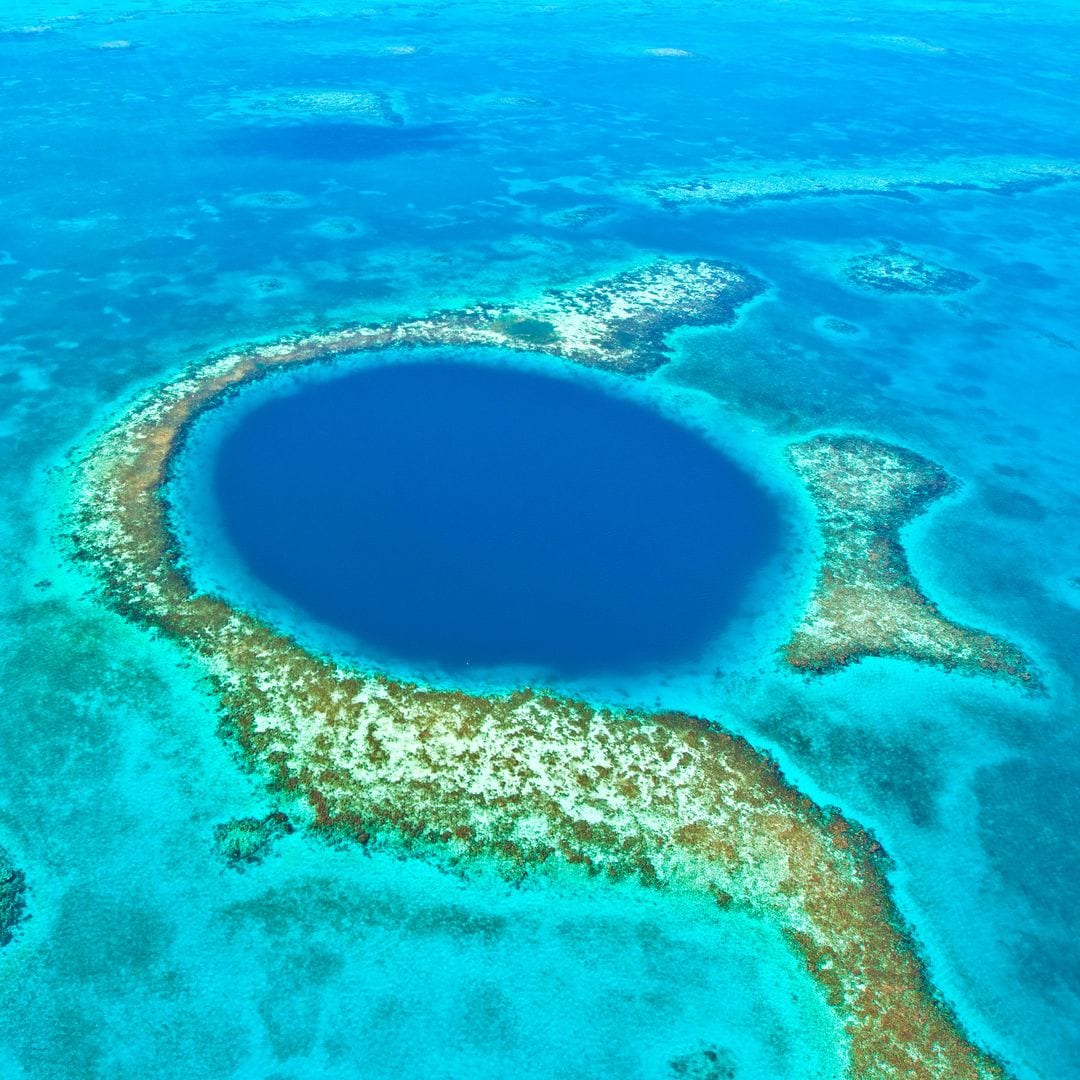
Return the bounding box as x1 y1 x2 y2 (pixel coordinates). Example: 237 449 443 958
1 2 1078 1078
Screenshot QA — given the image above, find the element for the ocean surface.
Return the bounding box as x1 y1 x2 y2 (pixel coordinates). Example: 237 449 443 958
1 1 1078 1078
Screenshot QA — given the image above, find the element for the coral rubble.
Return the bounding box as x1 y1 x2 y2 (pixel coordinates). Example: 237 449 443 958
783 435 1035 685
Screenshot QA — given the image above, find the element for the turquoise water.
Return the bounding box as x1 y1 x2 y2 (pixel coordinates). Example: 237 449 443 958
1 1 1078 1077
178 350 780 682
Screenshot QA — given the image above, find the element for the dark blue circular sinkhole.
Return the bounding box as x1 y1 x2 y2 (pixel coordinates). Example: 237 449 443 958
205 353 781 678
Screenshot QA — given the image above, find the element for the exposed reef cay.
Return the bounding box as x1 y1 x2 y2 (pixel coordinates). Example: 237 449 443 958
846 250 977 295
0 846 27 948
643 156 1080 208
68 259 1008 1079
783 435 1035 686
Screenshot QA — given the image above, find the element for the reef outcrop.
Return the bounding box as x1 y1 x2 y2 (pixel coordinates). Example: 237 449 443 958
0 846 27 948
846 249 977 294
213 812 294 868
68 261 1009 1079
644 155 1079 209
783 435 1034 685
213 88 404 127
510 260 760 367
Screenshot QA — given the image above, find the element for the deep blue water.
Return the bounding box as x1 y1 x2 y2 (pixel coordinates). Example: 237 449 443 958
209 356 780 677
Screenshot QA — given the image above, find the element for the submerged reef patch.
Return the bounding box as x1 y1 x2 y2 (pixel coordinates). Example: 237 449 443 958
545 204 618 229
214 813 294 869
783 436 1034 685
668 1043 736 1079
309 216 367 240
209 88 404 127
860 34 947 55
815 316 864 339
69 261 1009 1079
0 846 27 948
846 249 978 295
643 155 1079 209
231 190 311 210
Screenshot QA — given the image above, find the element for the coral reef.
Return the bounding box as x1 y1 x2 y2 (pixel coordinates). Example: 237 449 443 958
214 812 294 868
669 1044 736 1079
846 249 978 295
502 260 762 369
0 846 27 948
546 205 617 229
212 88 403 127
783 435 1035 685
644 156 1079 209
0 25 51 38
818 316 862 337
67 261 1010 1079
861 35 947 55
309 216 366 239
231 190 310 210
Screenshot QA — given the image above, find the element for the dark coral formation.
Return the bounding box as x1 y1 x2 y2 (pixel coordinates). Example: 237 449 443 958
783 435 1035 685
547 204 617 228
0 846 27 948
669 1044 736 1079
213 812 294 868
67 262 1010 1079
820 316 861 336
846 249 978 294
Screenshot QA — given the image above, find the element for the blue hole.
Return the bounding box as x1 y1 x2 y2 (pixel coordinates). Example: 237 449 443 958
202 351 782 679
